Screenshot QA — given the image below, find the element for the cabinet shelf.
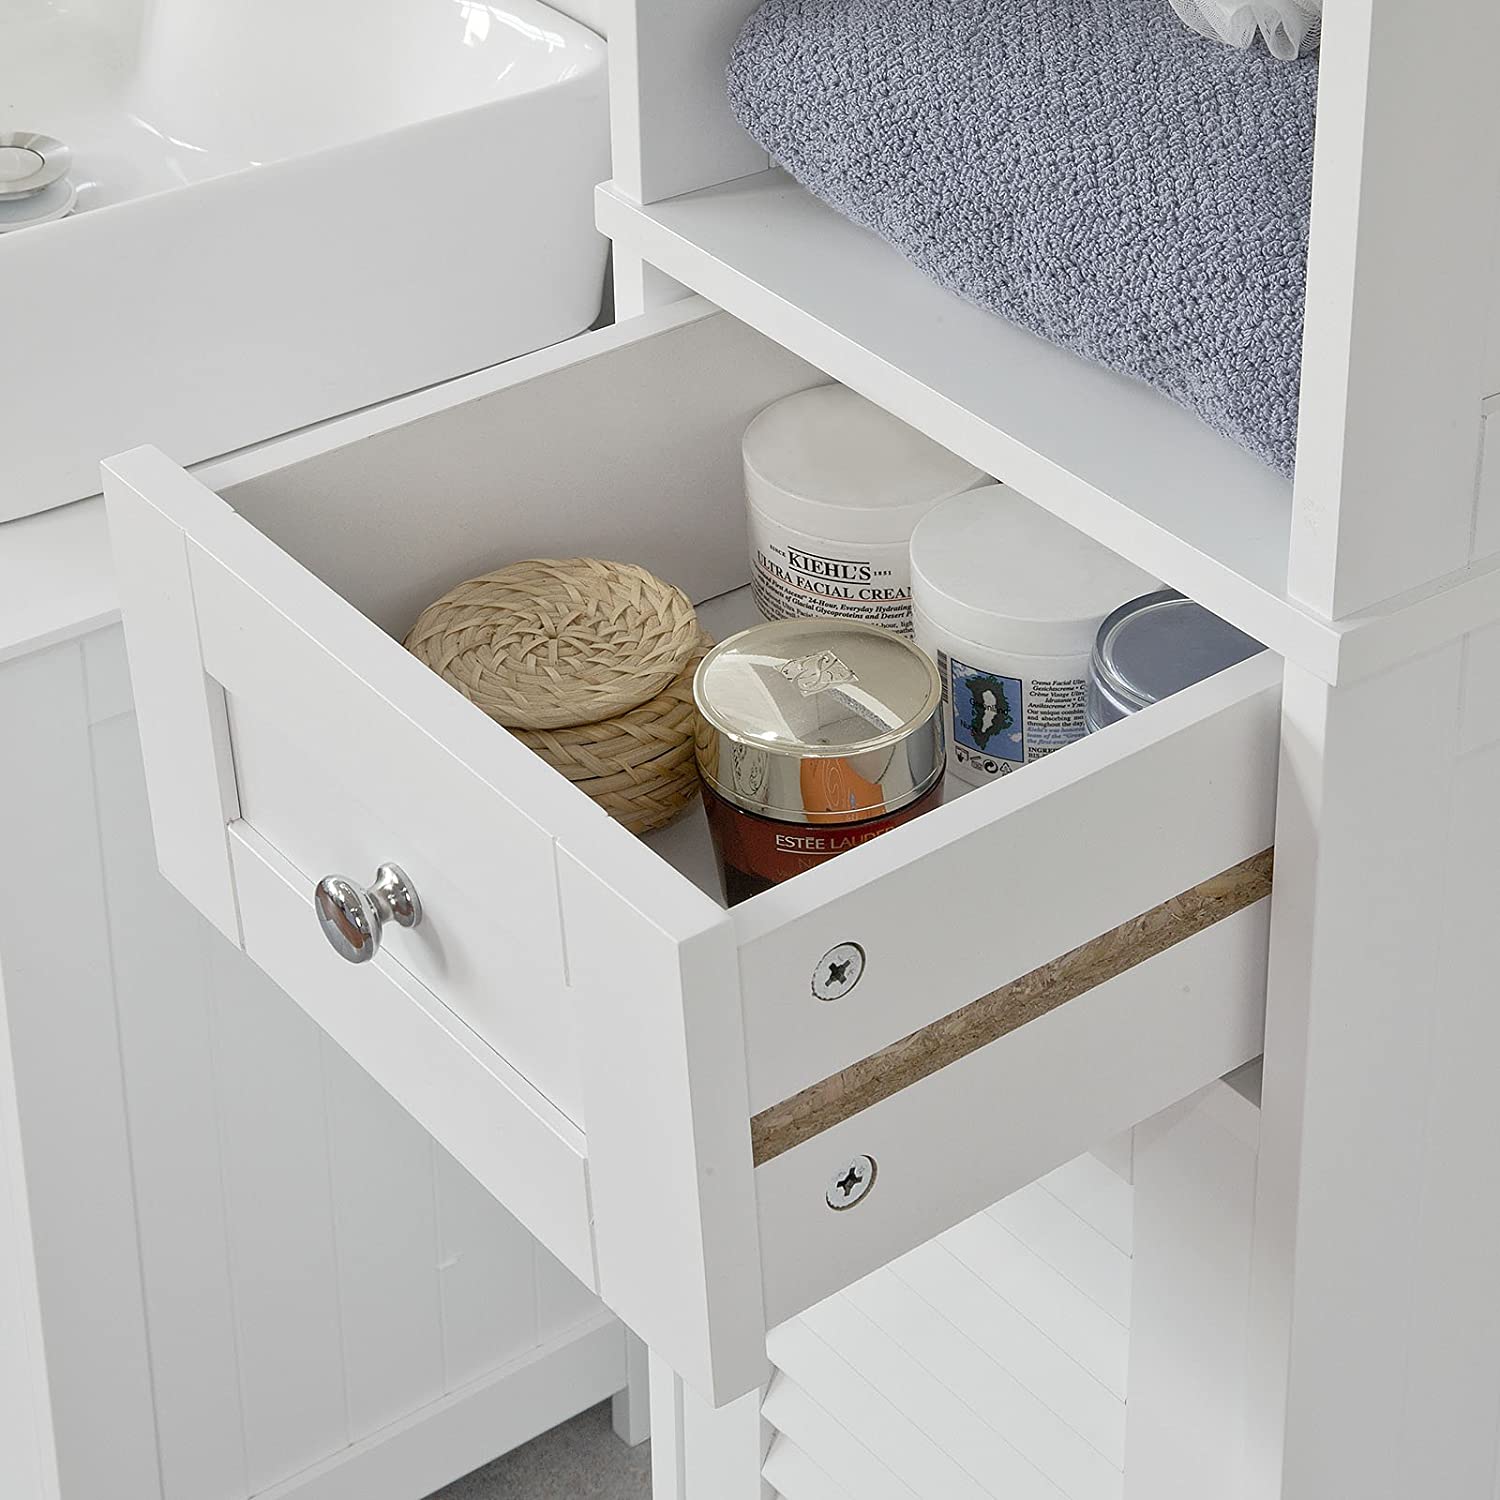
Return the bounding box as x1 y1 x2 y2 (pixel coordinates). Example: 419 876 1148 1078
597 171 1339 676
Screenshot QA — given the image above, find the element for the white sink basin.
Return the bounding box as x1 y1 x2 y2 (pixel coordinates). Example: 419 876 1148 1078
1 0 609 520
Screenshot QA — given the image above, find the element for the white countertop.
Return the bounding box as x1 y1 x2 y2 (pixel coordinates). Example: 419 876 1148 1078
0 496 118 665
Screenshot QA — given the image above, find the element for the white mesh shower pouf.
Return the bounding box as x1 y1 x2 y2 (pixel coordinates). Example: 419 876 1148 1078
1169 0 1320 58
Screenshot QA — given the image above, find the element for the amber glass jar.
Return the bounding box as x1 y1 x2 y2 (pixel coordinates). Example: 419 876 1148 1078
693 618 944 904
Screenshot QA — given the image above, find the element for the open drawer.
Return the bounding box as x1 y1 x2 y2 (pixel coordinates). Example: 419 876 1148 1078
103 298 1280 1407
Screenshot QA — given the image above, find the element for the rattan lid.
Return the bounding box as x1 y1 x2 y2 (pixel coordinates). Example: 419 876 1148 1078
404 558 703 730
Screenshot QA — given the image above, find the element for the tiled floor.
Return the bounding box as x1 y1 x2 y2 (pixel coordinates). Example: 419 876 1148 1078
428 1402 652 1500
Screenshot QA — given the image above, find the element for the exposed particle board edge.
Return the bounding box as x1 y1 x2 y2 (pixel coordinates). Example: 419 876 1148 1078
750 849 1273 1166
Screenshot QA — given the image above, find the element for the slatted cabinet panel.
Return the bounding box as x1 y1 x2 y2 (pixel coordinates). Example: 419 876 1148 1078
90 710 249 1500
765 1160 1132 1500
0 1049 54 1500
433 1151 549 1393
322 1038 447 1444
1 630 626 1500
0 643 162 1500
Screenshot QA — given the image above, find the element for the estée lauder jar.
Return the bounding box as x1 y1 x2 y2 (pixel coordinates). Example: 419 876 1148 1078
692 618 944 905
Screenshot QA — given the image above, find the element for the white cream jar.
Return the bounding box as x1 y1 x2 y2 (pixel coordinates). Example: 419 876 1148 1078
911 485 1159 788
743 385 985 637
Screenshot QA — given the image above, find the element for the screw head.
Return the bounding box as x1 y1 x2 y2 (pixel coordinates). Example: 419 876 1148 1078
825 1154 877 1211
812 942 865 1001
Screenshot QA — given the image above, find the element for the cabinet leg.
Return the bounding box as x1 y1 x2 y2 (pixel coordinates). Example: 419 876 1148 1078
612 1331 651 1447
648 1351 770 1499
1126 1079 1260 1499
649 1354 687 1500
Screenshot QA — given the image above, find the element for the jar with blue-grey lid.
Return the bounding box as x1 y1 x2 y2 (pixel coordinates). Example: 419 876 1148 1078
1086 590 1265 732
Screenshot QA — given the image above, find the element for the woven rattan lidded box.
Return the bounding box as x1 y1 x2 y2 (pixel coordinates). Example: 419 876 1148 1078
405 557 710 834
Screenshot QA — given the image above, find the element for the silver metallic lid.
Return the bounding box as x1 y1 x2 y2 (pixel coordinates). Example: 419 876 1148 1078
1087 590 1265 731
693 618 944 824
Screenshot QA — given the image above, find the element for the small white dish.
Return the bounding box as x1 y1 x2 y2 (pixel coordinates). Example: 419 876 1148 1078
0 132 72 200
0 178 77 232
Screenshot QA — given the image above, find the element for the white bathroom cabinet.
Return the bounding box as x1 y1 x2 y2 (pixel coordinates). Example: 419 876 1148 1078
70 0 1500 1497
0 511 640 1500
602 5 1500 1497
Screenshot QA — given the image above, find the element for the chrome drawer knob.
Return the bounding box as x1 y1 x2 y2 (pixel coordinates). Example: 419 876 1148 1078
313 864 422 964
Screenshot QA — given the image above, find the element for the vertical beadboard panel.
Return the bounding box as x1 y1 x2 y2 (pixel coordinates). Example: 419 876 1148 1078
0 967 57 1500
433 1151 541 1392
1474 405 1500 564
82 624 134 725
208 943 349 1493
322 1038 445 1439
0 643 162 1500
89 710 249 1500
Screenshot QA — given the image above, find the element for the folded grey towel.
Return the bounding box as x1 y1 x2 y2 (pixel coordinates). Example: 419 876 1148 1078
727 0 1317 476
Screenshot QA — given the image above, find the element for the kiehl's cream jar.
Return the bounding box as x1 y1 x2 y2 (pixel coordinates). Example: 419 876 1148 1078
743 385 986 637
692 618 944 905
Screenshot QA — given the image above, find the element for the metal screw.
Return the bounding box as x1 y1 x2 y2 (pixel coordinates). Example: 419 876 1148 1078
825 1154 877 1211
812 942 865 1001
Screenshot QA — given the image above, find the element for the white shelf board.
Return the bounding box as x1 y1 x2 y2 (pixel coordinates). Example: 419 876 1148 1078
764 1161 1131 1500
597 172 1344 679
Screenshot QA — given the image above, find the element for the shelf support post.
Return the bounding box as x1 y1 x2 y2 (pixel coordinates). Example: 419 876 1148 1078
1255 5 1500 1495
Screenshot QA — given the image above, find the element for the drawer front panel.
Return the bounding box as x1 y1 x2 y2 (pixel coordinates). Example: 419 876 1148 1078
228 825 596 1287
221 681 584 1125
753 906 1269 1327
186 522 582 983
735 652 1282 1115
183 512 597 1113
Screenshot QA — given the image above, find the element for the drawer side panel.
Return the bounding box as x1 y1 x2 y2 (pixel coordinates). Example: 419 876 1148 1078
736 654 1282 1114
103 457 243 942
754 904 1268 1328
752 850 1271 1165
562 849 767 1407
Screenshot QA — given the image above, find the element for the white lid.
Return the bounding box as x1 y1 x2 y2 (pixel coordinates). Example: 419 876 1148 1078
910 485 1160 657
743 385 987 545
